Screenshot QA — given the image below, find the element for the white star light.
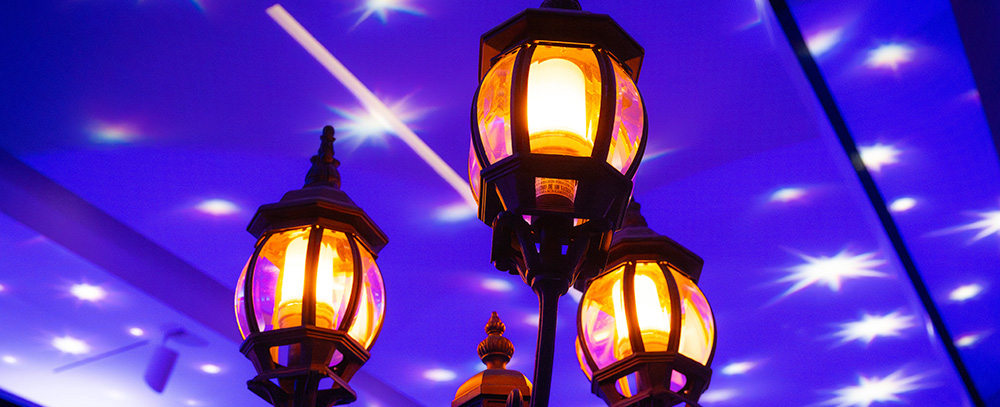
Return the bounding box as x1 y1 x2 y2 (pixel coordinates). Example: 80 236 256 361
835 311 916 345
949 283 983 302
770 187 807 203
858 143 901 172
195 199 239 216
329 95 429 150
955 332 988 348
951 208 1000 243
778 250 888 298
52 336 91 355
825 370 926 407
351 0 423 28
423 368 456 382
70 283 107 302
721 361 758 375
865 43 914 71
888 197 916 213
806 27 844 57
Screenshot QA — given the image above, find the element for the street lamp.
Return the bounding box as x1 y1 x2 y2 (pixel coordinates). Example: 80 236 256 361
468 2 648 406
235 126 388 407
576 202 716 407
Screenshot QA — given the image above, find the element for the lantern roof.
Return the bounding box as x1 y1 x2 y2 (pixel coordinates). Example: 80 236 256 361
478 6 644 82
607 202 704 283
247 126 388 254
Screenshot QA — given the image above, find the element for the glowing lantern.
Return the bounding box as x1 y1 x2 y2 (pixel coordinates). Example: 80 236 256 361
469 4 647 230
235 126 388 407
576 203 715 406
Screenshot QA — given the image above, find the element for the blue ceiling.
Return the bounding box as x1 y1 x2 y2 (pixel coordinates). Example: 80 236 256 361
0 0 997 406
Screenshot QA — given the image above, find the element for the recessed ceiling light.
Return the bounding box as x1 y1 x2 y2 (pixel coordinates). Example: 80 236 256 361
481 278 513 292
0 283 6 292
70 283 106 302
889 197 917 213
2 355 17 364
858 143 902 172
52 336 90 354
721 361 758 375
949 284 983 302
128 327 145 337
422 368 456 382
195 199 240 216
865 43 915 70
805 27 844 57
770 187 806 203
200 364 222 374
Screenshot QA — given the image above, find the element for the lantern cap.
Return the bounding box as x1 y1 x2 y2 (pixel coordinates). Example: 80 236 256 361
478 7 644 81
539 0 581 10
607 201 704 283
452 313 532 407
247 126 388 254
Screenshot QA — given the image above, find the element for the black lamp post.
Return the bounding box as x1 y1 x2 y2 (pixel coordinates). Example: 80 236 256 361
467 2 648 406
576 202 716 407
235 126 388 407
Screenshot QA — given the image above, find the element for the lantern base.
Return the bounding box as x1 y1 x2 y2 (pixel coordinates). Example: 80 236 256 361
241 326 370 407
592 353 712 407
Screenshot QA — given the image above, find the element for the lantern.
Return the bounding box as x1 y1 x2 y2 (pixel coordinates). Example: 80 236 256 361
469 4 647 231
235 126 388 407
576 203 716 407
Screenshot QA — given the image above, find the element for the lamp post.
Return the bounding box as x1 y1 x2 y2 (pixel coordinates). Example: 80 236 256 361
235 126 388 407
468 2 647 406
576 202 716 407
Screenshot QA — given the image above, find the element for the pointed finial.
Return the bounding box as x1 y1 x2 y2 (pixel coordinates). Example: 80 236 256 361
477 312 515 369
539 0 582 10
304 125 342 188
622 200 648 228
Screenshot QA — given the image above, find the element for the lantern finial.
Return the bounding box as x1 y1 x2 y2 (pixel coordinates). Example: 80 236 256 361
304 125 342 188
478 312 515 369
539 0 582 10
622 200 648 228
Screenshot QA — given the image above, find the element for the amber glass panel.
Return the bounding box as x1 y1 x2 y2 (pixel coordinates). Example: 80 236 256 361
580 265 629 370
476 51 517 164
312 229 354 330
606 59 644 174
671 266 715 364
527 45 602 158
468 142 482 204
251 228 310 333
631 262 673 352
347 245 385 349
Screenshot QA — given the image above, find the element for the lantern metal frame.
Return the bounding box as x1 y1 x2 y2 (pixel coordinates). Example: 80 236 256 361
576 204 716 407
238 126 388 407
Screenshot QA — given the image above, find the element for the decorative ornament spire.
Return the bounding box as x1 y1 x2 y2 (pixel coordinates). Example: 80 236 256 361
304 125 342 188
539 0 581 10
477 312 515 369
622 200 648 228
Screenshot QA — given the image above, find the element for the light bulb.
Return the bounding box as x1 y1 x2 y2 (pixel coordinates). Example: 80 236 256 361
275 236 339 329
612 273 671 357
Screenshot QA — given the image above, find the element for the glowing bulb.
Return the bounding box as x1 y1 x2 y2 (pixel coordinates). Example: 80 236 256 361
527 58 587 144
612 273 670 356
275 236 340 329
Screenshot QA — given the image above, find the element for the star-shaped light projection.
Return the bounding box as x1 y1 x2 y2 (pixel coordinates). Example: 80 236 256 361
350 0 423 28
777 249 888 298
949 283 983 302
948 206 1000 243
858 143 901 172
770 187 807 203
806 27 844 57
825 370 927 407
834 311 916 345
328 95 430 151
864 43 915 71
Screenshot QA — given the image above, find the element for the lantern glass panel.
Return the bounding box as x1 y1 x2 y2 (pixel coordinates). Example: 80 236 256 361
476 52 517 164
245 228 357 333
631 262 672 353
527 45 602 158
606 59 644 174
235 259 251 338
468 142 482 204
671 266 715 364
580 265 629 369
575 337 593 380
346 245 385 349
